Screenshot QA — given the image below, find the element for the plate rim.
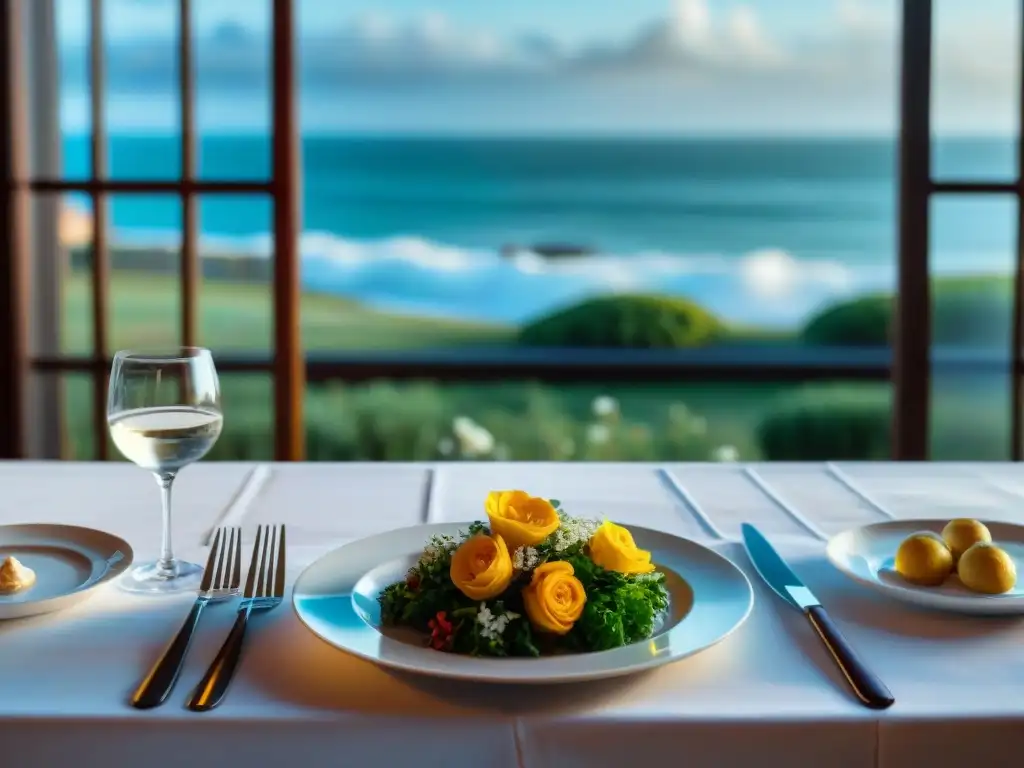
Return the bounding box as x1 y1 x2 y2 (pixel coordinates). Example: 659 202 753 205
826 518 1024 614
0 522 135 618
291 521 753 683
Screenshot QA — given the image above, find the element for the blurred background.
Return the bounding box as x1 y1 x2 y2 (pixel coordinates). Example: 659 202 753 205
5 0 1023 463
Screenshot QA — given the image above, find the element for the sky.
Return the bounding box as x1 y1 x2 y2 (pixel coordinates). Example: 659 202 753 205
54 0 1022 135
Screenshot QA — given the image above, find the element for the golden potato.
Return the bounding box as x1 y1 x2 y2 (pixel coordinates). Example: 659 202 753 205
895 532 954 586
942 518 992 564
958 542 1017 595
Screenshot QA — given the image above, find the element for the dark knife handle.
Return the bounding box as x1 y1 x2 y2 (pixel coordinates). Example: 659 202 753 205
130 600 206 709
806 605 894 710
186 609 250 712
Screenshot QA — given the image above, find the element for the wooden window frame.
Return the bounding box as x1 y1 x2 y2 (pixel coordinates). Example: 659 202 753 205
0 0 1017 461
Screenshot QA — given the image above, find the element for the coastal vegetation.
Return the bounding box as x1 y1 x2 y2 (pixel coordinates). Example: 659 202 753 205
60 262 1012 462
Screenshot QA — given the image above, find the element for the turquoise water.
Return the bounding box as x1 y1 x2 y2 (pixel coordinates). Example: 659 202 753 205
61 134 1018 327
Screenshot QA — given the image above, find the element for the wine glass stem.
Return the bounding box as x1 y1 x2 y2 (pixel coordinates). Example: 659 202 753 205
155 472 177 579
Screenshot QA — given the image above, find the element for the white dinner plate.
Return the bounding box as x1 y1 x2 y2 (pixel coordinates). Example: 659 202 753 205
292 522 753 684
827 519 1024 615
0 524 134 620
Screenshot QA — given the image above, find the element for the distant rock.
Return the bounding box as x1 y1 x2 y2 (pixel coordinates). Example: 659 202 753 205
501 242 597 259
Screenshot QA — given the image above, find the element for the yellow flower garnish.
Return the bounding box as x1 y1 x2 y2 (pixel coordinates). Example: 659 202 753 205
449 534 514 601
485 490 560 550
523 561 587 635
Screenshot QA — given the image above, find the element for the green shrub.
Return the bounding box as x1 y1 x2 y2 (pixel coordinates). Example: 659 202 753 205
802 296 890 346
802 277 1012 346
756 387 891 460
200 381 733 462
519 294 723 348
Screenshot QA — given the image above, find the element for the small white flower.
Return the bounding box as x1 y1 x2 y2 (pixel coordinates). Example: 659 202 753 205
587 423 611 445
477 603 520 641
713 444 739 462
437 437 455 456
669 403 690 422
453 416 494 457
513 546 540 572
417 534 457 568
550 513 600 553
592 395 619 418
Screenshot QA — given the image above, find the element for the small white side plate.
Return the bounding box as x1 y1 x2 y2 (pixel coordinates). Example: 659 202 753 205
0 524 134 620
827 519 1024 615
292 522 753 684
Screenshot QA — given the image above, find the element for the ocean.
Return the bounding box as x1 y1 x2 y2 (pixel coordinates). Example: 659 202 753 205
61 134 1018 328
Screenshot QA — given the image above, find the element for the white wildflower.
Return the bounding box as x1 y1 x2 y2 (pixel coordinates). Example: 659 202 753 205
477 603 519 641
512 546 540 572
551 514 600 553
418 534 457 568
669 403 690 422
713 444 740 462
634 572 662 583
587 423 611 445
437 437 455 456
592 395 619 418
453 416 495 457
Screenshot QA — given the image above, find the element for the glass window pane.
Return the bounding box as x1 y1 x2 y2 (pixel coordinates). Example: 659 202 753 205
207 374 273 461
196 1 271 180
55 0 90 180
932 0 1020 180
61 373 96 460
198 196 273 353
929 196 1015 459
103 0 181 179
293 1 900 444
107 194 182 352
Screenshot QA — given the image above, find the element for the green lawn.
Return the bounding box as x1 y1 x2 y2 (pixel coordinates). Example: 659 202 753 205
63 271 513 353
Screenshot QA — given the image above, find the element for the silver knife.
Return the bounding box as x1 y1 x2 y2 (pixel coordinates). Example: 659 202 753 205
741 523 894 710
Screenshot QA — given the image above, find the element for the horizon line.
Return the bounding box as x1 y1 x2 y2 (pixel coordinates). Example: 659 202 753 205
56 129 1017 141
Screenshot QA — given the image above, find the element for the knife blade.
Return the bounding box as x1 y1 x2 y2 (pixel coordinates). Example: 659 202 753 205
741 523 894 710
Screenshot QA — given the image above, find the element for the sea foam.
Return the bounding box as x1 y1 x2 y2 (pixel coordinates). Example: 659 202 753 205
113 227 994 328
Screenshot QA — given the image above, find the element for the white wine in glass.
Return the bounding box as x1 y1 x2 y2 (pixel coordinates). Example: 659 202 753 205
108 348 223 594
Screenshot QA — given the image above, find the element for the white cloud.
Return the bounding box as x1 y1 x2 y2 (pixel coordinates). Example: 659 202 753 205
78 0 1020 133
575 0 785 75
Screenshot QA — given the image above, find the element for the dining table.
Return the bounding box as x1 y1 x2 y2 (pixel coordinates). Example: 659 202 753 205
2 460 1024 768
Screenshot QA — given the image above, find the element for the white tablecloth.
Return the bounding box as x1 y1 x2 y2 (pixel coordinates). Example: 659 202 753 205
3 461 1024 768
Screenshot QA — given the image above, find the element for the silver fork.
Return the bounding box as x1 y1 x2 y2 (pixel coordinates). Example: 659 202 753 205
130 527 241 709
186 524 286 712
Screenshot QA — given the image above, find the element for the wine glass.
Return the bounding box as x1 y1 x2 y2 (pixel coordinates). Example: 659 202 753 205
107 347 223 594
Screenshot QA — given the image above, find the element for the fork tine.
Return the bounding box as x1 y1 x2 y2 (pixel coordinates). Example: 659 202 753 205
211 528 229 589
273 525 286 599
264 526 275 598
231 527 242 590
199 528 223 593
254 524 272 598
242 526 263 598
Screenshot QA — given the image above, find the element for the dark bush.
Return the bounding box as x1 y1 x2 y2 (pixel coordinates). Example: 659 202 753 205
519 294 723 348
802 296 890 346
756 387 891 460
802 277 1012 347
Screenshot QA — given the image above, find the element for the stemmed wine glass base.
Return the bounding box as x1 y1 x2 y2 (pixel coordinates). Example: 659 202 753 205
118 560 204 594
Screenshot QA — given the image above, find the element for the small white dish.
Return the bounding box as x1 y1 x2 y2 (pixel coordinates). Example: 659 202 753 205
0 524 134 620
292 522 753 684
827 519 1024 616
